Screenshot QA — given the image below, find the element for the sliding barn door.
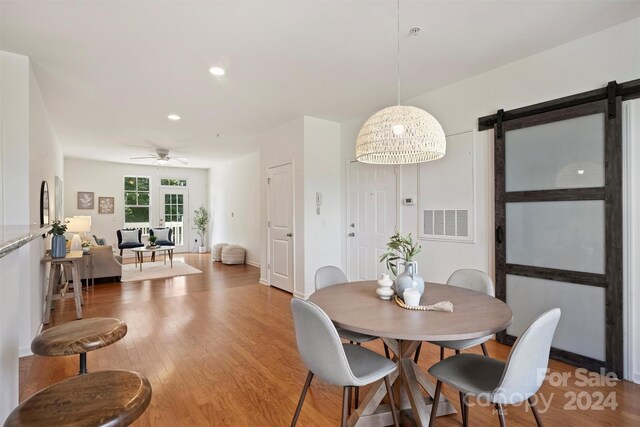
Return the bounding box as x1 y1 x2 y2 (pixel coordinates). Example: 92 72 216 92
495 98 622 376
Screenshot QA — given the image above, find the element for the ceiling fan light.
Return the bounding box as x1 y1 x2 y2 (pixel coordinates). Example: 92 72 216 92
356 105 446 164
156 158 169 165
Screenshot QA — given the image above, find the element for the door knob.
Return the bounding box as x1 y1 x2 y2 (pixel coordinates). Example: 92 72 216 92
348 232 355 237
286 233 293 237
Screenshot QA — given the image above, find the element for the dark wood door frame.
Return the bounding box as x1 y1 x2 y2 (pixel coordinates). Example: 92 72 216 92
486 81 630 377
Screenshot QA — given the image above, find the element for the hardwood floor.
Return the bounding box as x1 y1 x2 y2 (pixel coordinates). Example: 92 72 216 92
19 254 640 426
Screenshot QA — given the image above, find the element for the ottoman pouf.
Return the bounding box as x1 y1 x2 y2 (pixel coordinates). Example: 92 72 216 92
221 245 246 265
212 243 229 262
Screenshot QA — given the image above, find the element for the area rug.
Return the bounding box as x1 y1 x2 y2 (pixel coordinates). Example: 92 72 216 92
121 261 202 282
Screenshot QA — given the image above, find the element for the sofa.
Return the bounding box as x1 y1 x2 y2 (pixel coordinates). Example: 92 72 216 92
80 245 123 282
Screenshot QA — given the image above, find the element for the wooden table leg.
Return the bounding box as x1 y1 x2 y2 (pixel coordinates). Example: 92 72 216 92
70 261 83 319
169 250 173 268
347 340 456 426
139 252 143 272
44 263 58 325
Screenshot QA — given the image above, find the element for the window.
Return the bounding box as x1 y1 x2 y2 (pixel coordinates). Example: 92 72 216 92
160 178 187 186
124 177 150 230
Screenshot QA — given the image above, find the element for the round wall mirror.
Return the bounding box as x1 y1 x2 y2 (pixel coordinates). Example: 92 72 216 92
40 181 50 226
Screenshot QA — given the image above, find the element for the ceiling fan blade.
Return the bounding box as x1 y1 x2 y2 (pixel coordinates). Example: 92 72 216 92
172 157 189 164
130 156 158 160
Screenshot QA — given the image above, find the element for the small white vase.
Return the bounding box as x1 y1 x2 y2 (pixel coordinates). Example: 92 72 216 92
376 273 394 300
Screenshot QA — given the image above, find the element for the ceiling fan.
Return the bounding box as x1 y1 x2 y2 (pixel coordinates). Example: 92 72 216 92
130 148 188 165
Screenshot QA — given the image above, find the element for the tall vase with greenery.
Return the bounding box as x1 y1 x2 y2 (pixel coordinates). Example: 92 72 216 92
193 206 210 253
48 220 68 259
379 231 425 296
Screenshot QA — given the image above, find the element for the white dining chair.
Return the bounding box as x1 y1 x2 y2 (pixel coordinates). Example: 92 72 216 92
315 266 390 409
315 266 383 346
414 269 495 364
427 308 561 427
290 298 400 427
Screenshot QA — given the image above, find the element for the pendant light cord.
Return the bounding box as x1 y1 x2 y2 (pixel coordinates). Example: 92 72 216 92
397 0 401 106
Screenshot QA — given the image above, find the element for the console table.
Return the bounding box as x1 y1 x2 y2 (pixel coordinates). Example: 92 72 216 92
42 251 84 324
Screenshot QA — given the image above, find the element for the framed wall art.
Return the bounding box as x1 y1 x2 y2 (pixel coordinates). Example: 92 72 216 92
77 191 95 209
98 197 115 214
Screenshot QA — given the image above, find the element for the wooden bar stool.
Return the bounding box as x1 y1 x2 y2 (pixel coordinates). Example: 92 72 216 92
3 370 152 427
31 318 127 375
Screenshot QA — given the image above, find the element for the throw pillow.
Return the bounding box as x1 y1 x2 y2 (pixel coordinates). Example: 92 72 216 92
120 229 140 244
93 234 107 246
152 228 170 242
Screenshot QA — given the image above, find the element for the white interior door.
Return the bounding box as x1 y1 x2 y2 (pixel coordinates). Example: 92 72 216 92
268 164 294 293
158 188 188 252
347 162 397 281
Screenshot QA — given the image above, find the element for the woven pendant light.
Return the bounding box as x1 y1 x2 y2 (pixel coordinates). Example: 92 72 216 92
356 1 446 165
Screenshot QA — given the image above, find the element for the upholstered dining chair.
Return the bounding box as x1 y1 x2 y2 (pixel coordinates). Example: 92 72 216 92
116 228 144 256
290 298 399 427
414 269 495 364
428 308 561 427
149 228 174 246
315 266 390 409
315 266 383 347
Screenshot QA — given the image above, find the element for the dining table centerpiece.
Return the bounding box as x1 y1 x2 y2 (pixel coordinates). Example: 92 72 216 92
379 231 425 297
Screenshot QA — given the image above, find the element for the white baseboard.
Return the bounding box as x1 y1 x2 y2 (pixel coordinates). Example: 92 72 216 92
19 346 33 358
246 260 260 268
259 278 269 286
20 323 43 358
293 291 310 299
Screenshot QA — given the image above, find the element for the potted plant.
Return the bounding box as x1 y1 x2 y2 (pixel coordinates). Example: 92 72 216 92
81 240 91 254
193 206 209 253
48 220 68 259
379 231 424 297
147 235 158 248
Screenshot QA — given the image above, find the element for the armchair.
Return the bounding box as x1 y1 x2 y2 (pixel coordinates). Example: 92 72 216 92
149 228 174 246
116 228 144 256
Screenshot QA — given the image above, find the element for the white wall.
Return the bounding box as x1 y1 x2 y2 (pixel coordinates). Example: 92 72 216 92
303 117 341 296
0 51 63 420
259 117 305 289
21 64 64 356
340 17 640 284
209 151 261 266
623 98 640 383
257 116 342 297
0 50 29 423
64 158 208 252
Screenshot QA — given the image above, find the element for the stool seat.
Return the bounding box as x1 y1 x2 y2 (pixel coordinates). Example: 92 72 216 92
32 318 127 356
3 370 152 427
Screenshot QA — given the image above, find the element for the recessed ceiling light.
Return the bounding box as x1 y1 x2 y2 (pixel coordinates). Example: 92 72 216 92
167 114 181 121
209 67 225 76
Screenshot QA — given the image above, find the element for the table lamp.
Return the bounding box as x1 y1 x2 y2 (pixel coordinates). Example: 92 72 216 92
66 216 91 252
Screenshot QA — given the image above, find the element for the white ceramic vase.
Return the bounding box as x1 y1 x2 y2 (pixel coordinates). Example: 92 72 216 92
376 273 394 300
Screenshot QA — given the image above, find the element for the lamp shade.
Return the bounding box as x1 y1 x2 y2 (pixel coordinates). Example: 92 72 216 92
66 216 91 233
355 105 446 164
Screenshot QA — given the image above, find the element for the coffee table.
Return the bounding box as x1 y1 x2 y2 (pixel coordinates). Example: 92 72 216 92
131 245 175 271
309 281 513 426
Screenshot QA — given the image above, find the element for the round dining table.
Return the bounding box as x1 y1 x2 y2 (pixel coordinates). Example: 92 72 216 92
309 280 513 427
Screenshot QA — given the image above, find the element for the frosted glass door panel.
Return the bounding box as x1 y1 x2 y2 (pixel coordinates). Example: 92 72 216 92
506 201 605 274
505 113 604 191
506 275 605 361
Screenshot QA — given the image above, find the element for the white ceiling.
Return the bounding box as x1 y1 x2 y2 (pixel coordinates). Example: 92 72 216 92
2 1 639 168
